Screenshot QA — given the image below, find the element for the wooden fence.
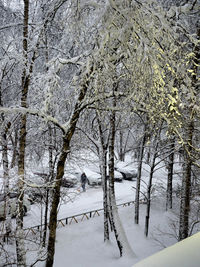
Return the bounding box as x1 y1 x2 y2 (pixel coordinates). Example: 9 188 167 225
0 200 146 240
23 200 137 237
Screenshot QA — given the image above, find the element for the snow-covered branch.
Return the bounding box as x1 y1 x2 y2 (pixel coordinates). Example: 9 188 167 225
0 107 68 133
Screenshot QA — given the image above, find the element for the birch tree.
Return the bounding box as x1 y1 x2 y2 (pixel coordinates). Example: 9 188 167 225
106 80 134 257
166 136 176 211
15 1 30 265
96 111 110 242
162 0 200 240
134 115 148 224
0 0 199 264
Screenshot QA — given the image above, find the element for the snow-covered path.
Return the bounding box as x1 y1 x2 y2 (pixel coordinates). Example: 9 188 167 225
24 180 136 228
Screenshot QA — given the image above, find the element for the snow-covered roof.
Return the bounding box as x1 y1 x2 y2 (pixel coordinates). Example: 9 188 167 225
133 232 200 267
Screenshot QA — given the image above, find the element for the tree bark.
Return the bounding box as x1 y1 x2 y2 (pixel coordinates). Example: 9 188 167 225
96 113 109 241
108 85 134 257
0 83 10 223
42 125 53 247
16 1 29 265
119 130 125 161
108 107 122 256
135 128 146 224
178 120 193 241
178 27 199 241
144 124 161 237
144 164 155 237
166 138 175 211
45 136 69 267
2 125 10 220
42 28 51 247
10 127 19 169
1 121 12 242
45 63 92 267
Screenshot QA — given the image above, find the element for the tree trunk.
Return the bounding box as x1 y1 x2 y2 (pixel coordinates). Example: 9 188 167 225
178 120 193 241
2 126 10 214
0 86 10 223
108 86 134 257
178 27 198 241
42 187 49 247
144 125 161 237
42 31 51 247
135 129 146 224
97 113 109 241
119 130 125 161
16 1 29 265
166 138 175 211
45 62 92 267
43 125 54 247
108 110 122 255
45 136 69 267
144 165 154 237
100 146 110 241
10 127 19 169
1 122 12 243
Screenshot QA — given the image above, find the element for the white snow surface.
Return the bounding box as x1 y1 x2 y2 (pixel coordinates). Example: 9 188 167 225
133 231 200 267
0 155 185 266
29 196 177 267
23 181 136 228
24 180 178 267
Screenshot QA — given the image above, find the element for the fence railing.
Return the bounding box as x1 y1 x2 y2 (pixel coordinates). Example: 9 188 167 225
23 200 147 237
0 200 146 239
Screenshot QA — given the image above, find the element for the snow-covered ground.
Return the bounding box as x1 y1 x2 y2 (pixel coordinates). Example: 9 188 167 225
23 167 179 267
23 180 136 228
0 154 183 266
23 183 177 267
53 204 174 267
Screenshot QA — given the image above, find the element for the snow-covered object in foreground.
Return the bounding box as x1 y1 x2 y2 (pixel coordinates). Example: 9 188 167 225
133 232 200 267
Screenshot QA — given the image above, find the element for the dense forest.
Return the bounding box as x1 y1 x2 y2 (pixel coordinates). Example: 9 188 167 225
0 0 199 266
